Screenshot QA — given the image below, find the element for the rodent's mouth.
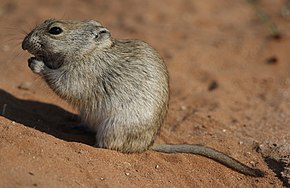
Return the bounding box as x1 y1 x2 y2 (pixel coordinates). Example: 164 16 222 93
34 54 45 61
31 53 64 70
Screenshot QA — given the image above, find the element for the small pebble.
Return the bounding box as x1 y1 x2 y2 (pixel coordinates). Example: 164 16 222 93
181 105 187 111
265 56 278 65
17 82 32 91
78 149 85 154
208 80 219 91
249 161 256 167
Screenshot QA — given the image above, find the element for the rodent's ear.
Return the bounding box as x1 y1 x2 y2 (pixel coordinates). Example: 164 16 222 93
87 20 102 26
95 27 111 40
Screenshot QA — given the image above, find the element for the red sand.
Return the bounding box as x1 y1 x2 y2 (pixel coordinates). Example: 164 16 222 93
0 0 289 187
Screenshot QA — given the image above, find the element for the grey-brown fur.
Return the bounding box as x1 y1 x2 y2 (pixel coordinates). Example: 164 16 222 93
22 19 264 177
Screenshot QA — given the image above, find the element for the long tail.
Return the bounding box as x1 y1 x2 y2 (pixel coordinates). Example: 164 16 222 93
151 144 264 177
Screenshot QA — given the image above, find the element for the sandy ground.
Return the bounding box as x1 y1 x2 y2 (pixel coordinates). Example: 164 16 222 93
0 0 290 187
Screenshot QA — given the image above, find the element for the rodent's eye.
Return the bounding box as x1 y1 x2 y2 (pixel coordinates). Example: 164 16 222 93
95 28 109 39
99 30 107 34
48 27 63 35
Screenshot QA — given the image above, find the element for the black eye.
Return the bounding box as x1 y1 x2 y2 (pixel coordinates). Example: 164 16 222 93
48 27 63 35
99 30 107 34
95 29 109 39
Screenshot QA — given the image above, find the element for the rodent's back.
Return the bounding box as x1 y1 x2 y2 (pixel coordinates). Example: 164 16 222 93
84 39 169 152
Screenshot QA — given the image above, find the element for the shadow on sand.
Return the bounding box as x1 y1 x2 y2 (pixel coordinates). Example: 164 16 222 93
0 89 95 145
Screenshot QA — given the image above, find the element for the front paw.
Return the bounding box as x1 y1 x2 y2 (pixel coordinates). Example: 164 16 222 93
28 57 45 74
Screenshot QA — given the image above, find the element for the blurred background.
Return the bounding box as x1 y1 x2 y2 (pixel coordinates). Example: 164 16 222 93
0 0 289 187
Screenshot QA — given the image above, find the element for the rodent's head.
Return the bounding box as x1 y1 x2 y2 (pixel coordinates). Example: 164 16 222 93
22 19 112 68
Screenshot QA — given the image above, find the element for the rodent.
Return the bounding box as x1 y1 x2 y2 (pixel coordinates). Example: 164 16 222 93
22 19 264 177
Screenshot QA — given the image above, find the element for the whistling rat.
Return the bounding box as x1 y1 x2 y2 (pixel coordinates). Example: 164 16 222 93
22 19 264 177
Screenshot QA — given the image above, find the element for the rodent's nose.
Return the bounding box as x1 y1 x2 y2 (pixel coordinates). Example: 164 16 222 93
22 36 29 51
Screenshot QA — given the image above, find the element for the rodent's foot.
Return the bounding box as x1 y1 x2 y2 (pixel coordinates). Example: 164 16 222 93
28 57 45 74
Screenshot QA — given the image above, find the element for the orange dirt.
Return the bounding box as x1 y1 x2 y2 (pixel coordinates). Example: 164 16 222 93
0 0 289 187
